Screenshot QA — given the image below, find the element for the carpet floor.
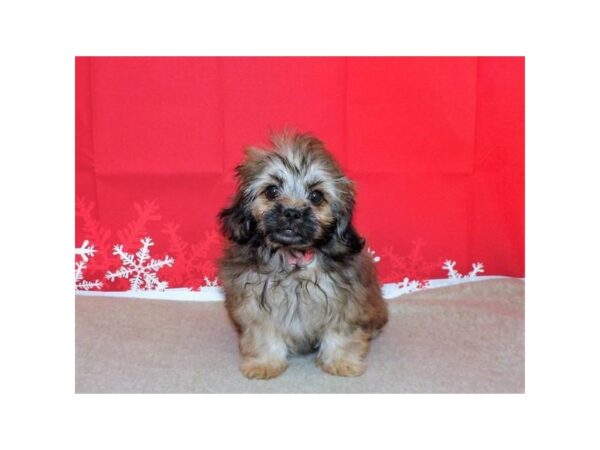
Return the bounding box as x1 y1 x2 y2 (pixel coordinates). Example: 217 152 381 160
75 278 524 393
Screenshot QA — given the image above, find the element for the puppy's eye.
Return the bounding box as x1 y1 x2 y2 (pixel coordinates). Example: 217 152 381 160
309 190 324 205
265 185 280 200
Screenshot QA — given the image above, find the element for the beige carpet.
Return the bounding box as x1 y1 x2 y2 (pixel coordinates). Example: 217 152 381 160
75 279 524 393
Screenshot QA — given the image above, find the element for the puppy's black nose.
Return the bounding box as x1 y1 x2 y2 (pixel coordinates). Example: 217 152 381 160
282 208 302 221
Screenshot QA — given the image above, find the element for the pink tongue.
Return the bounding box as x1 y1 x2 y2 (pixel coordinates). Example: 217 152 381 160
287 249 315 266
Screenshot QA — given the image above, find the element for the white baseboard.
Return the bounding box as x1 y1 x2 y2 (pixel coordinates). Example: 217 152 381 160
75 275 515 302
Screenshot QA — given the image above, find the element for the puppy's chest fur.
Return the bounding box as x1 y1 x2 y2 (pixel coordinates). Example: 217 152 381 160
239 253 342 353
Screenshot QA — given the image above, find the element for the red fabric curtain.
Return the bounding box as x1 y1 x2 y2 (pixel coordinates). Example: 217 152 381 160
75 57 524 290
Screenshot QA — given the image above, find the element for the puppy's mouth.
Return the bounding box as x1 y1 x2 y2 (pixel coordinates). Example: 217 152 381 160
270 228 306 245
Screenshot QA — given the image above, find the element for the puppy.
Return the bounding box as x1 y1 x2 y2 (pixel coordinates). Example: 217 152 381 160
218 132 388 379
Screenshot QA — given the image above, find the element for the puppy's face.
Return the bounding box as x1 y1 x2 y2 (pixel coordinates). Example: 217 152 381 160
250 153 335 248
220 133 361 253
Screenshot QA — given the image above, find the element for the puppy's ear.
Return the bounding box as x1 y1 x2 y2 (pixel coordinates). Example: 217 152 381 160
219 147 268 245
322 212 364 259
218 193 256 245
236 146 269 181
321 181 365 258
335 215 365 254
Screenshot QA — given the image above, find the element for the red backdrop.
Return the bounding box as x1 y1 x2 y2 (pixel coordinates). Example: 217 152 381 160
75 57 524 290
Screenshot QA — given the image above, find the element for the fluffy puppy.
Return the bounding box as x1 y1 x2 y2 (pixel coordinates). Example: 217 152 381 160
218 132 388 379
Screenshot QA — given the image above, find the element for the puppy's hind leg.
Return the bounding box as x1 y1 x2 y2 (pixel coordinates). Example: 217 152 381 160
239 324 288 380
316 327 370 377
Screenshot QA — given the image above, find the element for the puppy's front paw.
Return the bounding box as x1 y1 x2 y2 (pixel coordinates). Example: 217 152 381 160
241 359 288 380
319 359 366 377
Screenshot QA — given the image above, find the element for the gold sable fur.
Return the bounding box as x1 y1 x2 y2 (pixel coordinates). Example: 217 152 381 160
218 132 388 379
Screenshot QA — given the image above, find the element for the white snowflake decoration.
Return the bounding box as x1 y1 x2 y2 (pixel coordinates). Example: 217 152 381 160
395 277 426 295
380 277 430 298
202 276 219 288
367 247 381 263
442 260 485 279
106 237 174 291
198 276 221 296
468 262 485 277
75 239 96 262
75 240 103 291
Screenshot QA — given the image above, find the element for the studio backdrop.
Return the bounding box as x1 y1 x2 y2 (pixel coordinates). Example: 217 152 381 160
75 57 524 297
